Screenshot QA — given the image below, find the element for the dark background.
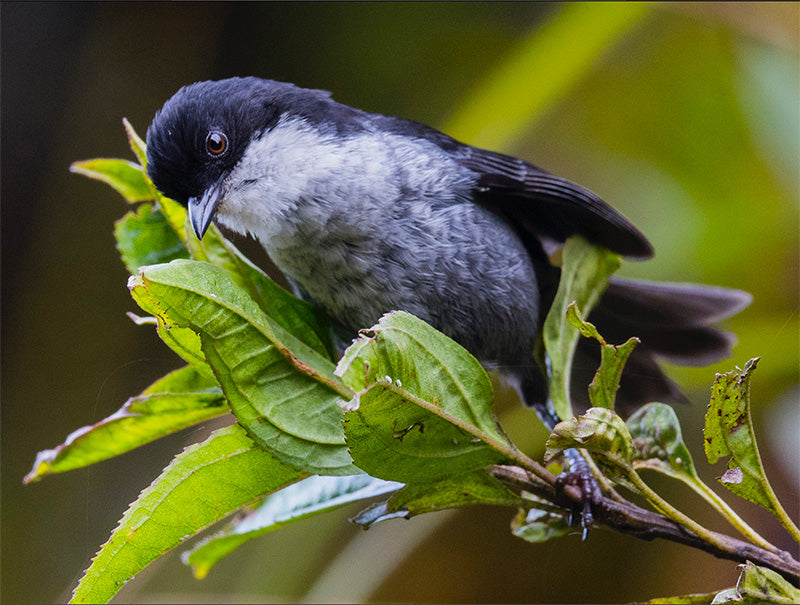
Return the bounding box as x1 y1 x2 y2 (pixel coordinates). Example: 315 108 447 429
2 3 798 603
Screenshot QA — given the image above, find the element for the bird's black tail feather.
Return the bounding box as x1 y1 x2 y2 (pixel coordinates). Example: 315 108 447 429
573 277 752 415
518 277 751 423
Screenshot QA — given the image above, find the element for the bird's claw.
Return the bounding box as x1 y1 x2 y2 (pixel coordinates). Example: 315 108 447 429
554 463 603 540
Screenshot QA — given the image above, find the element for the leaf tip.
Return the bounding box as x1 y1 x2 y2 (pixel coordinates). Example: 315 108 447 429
69 161 90 175
23 448 58 484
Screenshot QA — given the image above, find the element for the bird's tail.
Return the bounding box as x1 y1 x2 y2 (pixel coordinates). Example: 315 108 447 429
572 277 752 415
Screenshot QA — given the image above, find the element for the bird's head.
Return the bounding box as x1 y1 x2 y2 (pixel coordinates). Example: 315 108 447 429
145 77 336 238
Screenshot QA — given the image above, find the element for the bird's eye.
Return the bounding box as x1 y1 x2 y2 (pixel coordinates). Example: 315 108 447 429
205 131 228 156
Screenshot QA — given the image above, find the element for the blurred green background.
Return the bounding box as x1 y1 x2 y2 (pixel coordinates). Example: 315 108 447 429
2 2 797 603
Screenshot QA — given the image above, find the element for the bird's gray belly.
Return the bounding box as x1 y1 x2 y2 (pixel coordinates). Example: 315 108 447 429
264 201 540 362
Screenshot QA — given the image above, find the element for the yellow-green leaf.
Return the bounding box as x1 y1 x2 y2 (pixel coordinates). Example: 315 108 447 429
70 158 155 203
705 358 800 542
24 366 226 483
543 237 621 420
71 424 305 604
565 302 638 409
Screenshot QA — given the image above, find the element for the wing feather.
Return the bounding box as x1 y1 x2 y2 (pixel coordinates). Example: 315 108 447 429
456 146 654 259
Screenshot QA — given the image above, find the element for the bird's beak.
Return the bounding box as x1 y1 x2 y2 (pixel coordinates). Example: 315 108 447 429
188 182 223 239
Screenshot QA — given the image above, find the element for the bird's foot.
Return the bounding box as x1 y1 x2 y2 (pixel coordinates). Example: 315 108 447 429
554 449 603 540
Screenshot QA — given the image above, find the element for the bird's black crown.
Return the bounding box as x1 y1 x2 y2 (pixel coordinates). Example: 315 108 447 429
145 77 337 205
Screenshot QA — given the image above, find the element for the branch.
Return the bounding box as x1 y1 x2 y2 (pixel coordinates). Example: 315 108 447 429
595 495 800 583
491 465 800 583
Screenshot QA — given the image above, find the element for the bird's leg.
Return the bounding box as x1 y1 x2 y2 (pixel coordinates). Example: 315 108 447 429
537 400 603 538
554 447 603 540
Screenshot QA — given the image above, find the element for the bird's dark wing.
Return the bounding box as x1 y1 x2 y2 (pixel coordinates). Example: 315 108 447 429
372 113 651 259
454 146 654 260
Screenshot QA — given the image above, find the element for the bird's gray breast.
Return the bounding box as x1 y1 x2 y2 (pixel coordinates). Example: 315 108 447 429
215 120 540 361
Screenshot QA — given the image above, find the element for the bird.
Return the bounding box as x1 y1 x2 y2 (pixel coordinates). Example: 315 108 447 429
145 76 751 429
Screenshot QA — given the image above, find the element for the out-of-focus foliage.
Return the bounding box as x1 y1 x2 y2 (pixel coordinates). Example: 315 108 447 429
3 3 797 604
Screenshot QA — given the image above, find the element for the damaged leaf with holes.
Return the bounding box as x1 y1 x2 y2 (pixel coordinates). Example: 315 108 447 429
705 358 800 542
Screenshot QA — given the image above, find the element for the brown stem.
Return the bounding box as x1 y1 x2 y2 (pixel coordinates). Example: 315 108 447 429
491 465 800 584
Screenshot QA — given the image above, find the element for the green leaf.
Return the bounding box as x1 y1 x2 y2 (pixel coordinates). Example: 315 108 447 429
545 407 636 489
543 237 621 420
566 302 638 409
122 118 148 167
185 474 402 578
351 470 524 529
115 203 189 273
70 158 155 203
628 402 698 482
731 561 800 605
388 469 523 516
343 383 510 483
157 318 216 379
625 402 776 549
705 358 800 542
71 424 305 605
186 223 333 359
510 506 572 543
349 501 409 528
545 407 633 466
24 366 226 483
702 562 800 604
129 260 356 475
641 593 722 604
710 588 742 604
337 311 508 445
156 196 189 244
139 364 218 396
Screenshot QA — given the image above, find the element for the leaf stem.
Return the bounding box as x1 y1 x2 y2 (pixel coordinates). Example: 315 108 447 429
685 476 779 552
773 498 800 544
624 469 739 555
580 449 627 503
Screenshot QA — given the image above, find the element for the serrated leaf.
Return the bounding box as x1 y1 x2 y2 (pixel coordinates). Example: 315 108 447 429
70 158 155 203
343 383 510 483
511 506 572 543
122 118 148 167
185 474 401 578
545 407 636 489
545 407 633 465
25 366 226 483
705 358 800 541
337 311 508 445
186 222 333 359
71 424 305 605
566 302 638 409
129 260 356 475
115 203 189 273
543 237 621 420
339 312 529 485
